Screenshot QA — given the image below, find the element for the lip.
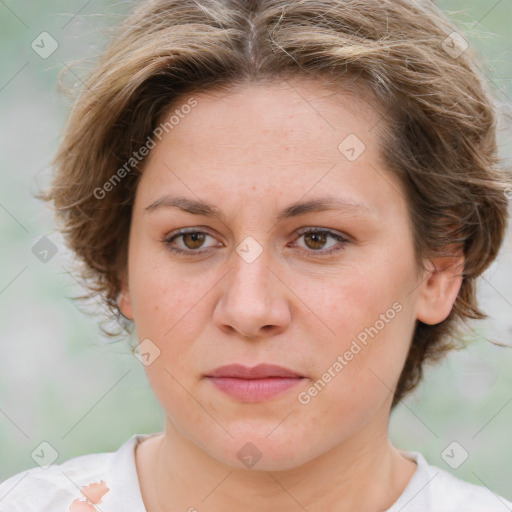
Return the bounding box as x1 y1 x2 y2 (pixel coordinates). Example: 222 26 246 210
206 363 303 379
205 364 305 402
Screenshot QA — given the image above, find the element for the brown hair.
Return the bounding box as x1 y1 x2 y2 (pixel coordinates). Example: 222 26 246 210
37 0 511 408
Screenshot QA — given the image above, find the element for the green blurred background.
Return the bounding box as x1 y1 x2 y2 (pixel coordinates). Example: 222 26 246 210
0 0 511 502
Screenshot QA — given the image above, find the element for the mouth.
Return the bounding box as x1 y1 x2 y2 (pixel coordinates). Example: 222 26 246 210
204 364 306 402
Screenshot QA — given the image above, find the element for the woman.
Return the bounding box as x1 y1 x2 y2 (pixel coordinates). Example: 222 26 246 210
1 0 511 510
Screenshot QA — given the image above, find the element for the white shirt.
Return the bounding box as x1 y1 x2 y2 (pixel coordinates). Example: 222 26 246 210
0 432 510 511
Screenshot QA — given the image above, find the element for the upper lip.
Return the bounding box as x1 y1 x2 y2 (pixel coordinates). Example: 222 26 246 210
206 364 303 379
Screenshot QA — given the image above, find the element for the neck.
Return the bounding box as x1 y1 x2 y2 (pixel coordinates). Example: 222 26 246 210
138 412 417 512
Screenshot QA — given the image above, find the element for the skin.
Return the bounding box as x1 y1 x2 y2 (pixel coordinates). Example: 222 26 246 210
118 77 463 511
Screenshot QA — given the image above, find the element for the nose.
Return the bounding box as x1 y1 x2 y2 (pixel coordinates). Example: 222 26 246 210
212 245 292 340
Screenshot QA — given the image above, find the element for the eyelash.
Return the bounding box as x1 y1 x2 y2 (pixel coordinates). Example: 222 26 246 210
162 227 350 257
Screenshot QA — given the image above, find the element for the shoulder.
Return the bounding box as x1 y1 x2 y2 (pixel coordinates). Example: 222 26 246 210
0 450 114 512
0 434 147 512
429 465 512 511
390 450 512 512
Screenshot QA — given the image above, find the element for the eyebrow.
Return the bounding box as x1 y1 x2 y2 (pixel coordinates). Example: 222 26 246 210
144 195 379 222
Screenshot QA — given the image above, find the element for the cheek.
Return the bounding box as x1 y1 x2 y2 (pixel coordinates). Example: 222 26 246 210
128 250 207 334
311 258 416 407
304 313 412 438
316 262 406 342
127 253 223 380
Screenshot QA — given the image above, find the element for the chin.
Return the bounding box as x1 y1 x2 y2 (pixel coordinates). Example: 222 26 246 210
217 444 313 472
200 424 328 473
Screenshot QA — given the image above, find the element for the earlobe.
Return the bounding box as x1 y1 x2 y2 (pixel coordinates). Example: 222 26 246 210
415 254 464 325
117 272 134 321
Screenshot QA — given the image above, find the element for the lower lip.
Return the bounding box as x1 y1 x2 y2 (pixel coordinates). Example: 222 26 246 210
207 377 304 402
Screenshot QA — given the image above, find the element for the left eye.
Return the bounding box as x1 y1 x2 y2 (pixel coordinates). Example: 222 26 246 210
291 228 349 255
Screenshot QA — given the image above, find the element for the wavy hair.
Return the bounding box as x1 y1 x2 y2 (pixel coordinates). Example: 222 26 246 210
37 0 511 407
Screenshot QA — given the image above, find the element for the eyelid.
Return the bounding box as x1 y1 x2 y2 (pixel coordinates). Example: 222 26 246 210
294 226 351 241
164 227 222 250
163 226 351 257
289 227 350 256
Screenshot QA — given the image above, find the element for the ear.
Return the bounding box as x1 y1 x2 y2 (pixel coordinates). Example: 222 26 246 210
117 270 134 321
415 250 464 325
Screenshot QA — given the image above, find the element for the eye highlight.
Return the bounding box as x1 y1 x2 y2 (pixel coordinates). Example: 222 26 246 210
162 227 350 257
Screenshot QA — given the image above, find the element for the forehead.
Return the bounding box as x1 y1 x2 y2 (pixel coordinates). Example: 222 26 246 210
165 77 382 152
135 77 406 221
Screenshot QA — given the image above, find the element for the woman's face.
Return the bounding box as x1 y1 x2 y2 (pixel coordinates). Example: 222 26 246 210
119 78 461 470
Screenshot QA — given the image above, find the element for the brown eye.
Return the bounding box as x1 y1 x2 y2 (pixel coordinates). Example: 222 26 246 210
303 231 328 250
293 228 350 256
163 229 219 255
181 232 206 250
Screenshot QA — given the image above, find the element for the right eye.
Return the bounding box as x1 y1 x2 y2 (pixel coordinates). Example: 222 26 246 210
163 228 221 255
